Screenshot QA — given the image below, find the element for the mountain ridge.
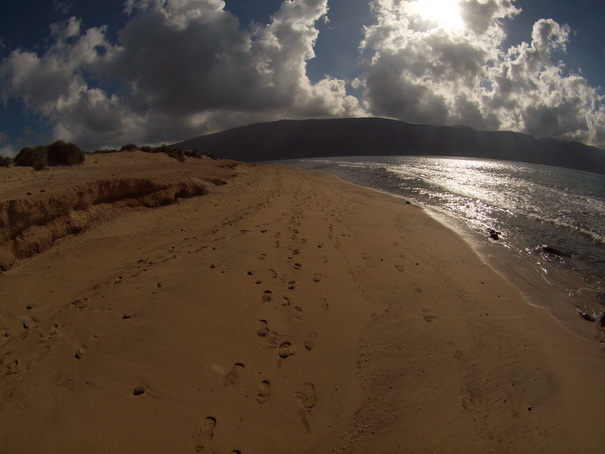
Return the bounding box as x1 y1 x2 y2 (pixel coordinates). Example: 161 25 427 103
172 117 605 175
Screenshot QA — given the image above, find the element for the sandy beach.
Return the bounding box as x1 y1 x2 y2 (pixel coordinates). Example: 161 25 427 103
1 152 605 453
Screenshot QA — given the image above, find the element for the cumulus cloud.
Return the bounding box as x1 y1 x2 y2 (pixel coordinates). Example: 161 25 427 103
361 0 605 147
0 16 126 148
488 19 605 143
1 0 604 151
0 0 361 149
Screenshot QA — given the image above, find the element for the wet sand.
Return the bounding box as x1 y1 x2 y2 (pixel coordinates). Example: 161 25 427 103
1 152 605 453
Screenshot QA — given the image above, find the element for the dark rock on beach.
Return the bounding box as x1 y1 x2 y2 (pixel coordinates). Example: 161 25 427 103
133 386 146 396
541 245 571 258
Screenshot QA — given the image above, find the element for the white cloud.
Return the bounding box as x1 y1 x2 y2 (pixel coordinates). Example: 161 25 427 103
0 0 361 149
1 0 604 151
360 0 605 147
487 19 605 143
115 0 359 118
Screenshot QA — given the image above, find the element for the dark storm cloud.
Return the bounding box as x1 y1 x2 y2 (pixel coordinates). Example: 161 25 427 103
0 0 360 149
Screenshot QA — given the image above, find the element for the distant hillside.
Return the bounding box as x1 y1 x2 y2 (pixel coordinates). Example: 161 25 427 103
172 118 605 175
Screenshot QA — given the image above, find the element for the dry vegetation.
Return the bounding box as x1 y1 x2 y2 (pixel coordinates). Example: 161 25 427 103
0 141 210 171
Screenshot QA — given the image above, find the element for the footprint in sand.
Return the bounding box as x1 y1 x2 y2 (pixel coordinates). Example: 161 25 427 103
421 308 436 322
194 416 217 452
278 341 296 359
70 297 90 311
304 332 317 351
258 253 267 261
293 263 302 270
293 306 304 320
297 409 312 434
265 332 279 348
257 320 269 337
447 341 464 361
295 383 317 409
255 380 271 404
319 298 329 311
74 345 88 359
281 297 291 307
287 281 297 290
224 363 245 387
313 273 322 283
262 290 273 303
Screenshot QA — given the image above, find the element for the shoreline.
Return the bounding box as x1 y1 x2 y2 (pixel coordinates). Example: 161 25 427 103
2 154 605 452
423 203 605 342
286 159 605 344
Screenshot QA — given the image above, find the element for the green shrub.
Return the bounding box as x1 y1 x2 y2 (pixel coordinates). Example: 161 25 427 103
138 144 185 162
14 146 49 170
184 149 216 160
163 148 185 162
48 140 85 166
0 156 12 167
120 144 138 152
14 140 85 169
33 160 47 171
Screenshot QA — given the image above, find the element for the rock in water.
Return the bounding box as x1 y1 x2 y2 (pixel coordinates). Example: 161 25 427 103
542 245 571 257
488 229 501 241
576 308 595 322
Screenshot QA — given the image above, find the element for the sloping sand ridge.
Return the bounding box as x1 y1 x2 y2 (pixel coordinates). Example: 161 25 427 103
1 152 605 453
0 152 232 271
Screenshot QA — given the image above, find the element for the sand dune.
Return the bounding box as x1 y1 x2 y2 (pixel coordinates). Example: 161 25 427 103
1 152 604 453
0 152 239 271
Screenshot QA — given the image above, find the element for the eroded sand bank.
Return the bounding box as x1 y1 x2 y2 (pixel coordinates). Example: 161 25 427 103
1 152 604 453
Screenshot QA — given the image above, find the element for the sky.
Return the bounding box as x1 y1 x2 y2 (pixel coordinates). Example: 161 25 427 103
0 0 604 156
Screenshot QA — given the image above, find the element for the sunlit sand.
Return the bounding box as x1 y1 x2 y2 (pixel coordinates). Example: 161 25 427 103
1 152 604 453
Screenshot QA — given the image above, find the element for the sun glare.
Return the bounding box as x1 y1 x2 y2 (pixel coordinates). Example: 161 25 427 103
413 0 464 32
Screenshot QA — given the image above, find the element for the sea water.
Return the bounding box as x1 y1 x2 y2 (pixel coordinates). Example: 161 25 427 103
285 156 605 335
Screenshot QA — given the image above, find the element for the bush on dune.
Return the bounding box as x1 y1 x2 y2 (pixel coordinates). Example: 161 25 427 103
135 144 186 162
14 140 85 170
8 138 210 170
155 145 185 162
120 144 138 152
118 142 212 161
14 145 49 170
92 148 119 154
48 140 85 166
